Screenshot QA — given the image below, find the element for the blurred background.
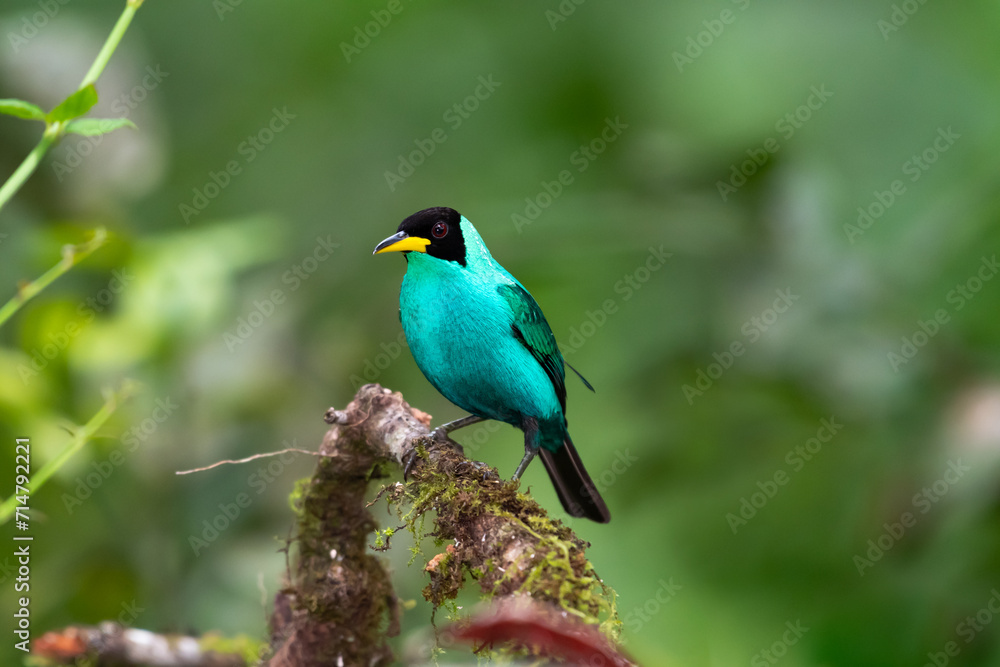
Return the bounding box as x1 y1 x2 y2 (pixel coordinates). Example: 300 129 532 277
2 0 1000 664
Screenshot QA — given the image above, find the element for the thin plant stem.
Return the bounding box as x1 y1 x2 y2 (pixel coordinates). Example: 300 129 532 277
0 382 137 524
0 228 107 329
0 132 55 213
80 0 145 88
0 0 145 214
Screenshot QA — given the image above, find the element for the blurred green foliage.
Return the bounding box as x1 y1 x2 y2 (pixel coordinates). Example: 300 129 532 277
2 1 1000 665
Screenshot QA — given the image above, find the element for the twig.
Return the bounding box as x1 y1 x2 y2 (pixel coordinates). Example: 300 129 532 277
175 448 325 475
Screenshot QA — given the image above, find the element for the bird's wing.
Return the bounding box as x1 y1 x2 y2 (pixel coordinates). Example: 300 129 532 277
497 283 567 413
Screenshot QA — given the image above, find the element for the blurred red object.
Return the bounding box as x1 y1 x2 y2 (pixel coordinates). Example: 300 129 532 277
447 598 635 666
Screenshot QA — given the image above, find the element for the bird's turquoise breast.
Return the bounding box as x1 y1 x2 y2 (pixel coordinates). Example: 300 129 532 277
399 253 561 426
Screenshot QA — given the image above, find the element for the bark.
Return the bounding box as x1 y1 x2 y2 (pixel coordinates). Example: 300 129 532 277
32 623 250 666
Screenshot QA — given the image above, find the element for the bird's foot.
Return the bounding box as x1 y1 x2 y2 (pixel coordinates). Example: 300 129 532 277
428 426 452 442
430 414 486 442
402 447 422 480
457 459 499 482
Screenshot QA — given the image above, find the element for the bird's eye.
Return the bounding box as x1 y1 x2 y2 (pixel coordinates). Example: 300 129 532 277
432 222 448 238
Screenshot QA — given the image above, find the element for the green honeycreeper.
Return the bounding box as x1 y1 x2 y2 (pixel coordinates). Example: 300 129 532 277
373 207 610 523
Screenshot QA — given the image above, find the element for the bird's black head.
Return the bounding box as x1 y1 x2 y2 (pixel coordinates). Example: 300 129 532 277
373 207 466 266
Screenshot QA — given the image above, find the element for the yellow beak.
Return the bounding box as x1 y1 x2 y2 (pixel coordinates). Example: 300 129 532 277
373 231 430 255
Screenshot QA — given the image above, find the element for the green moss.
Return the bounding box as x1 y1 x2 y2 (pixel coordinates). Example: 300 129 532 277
371 526 395 551
287 476 312 515
376 437 622 646
198 632 264 665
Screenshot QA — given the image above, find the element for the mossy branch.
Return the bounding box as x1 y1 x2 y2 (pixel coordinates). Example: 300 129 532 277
32 623 258 666
267 383 622 666
26 384 626 665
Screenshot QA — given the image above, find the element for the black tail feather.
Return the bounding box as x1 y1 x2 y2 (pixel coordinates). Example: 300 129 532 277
538 437 611 523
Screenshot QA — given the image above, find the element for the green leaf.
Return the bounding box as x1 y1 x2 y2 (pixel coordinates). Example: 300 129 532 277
0 99 46 121
46 84 99 123
65 117 137 137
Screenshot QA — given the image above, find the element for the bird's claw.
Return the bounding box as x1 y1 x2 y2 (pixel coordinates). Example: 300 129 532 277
458 459 499 482
402 448 421 480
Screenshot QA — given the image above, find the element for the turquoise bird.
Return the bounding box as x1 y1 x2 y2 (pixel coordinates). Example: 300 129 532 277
373 207 610 523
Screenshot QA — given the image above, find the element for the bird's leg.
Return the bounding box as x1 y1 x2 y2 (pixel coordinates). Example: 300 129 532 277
512 448 538 481
428 414 496 480
403 415 485 478
430 414 484 441
513 417 540 480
